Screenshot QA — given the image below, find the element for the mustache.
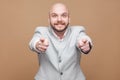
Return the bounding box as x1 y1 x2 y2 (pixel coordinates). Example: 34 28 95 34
54 21 65 25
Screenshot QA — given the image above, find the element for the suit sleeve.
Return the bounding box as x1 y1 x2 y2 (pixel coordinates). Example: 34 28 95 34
29 27 42 53
76 26 93 54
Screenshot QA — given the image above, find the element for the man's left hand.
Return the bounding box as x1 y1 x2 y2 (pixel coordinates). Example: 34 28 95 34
78 38 92 54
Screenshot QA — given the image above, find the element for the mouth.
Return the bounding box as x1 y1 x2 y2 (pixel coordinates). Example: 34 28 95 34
54 21 65 25
56 24 64 26
55 24 65 28
54 23 65 27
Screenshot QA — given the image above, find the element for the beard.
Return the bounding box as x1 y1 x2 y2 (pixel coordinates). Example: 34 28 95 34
50 21 69 32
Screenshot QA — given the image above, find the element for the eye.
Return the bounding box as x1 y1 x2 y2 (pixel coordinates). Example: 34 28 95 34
51 13 57 18
62 13 68 18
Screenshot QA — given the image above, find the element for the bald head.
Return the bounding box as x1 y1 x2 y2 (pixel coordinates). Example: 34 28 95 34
49 3 69 15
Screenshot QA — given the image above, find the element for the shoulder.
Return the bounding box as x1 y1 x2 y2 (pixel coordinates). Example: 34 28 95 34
34 26 49 33
70 25 85 32
35 26 48 31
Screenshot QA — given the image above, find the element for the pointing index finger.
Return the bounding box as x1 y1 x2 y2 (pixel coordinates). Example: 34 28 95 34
40 38 45 43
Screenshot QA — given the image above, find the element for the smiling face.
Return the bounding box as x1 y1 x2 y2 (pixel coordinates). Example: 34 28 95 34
49 3 70 32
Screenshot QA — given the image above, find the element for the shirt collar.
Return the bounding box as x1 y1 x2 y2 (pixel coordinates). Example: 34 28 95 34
50 26 69 41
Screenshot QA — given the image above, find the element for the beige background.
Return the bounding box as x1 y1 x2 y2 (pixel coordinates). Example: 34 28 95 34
0 0 120 80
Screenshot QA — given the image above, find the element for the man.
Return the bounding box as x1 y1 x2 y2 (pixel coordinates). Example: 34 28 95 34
29 3 92 80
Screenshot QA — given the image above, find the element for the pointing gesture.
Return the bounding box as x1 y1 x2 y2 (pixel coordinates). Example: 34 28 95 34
78 37 92 54
36 38 49 52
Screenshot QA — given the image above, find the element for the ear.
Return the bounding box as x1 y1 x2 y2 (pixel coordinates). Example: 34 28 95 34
69 17 70 23
48 13 50 23
48 18 50 23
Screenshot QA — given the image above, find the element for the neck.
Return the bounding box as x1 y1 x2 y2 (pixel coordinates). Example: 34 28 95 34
54 30 66 39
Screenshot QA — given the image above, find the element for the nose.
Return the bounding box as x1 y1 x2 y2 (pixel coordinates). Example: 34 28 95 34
57 16 62 21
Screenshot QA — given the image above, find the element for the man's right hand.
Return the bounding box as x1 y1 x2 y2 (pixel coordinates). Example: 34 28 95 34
36 38 49 52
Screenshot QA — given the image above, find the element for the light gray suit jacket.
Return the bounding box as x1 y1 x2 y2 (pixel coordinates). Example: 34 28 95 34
29 26 92 80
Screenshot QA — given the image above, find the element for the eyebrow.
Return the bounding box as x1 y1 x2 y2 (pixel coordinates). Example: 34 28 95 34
50 12 68 15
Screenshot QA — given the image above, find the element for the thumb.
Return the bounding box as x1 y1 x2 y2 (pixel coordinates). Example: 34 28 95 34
82 38 88 44
40 37 45 43
44 39 49 46
79 38 88 47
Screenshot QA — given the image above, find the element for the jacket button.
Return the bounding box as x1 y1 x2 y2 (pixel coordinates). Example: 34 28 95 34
60 72 63 75
59 59 61 63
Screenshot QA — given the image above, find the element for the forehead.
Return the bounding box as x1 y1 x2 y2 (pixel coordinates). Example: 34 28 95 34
50 3 69 14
